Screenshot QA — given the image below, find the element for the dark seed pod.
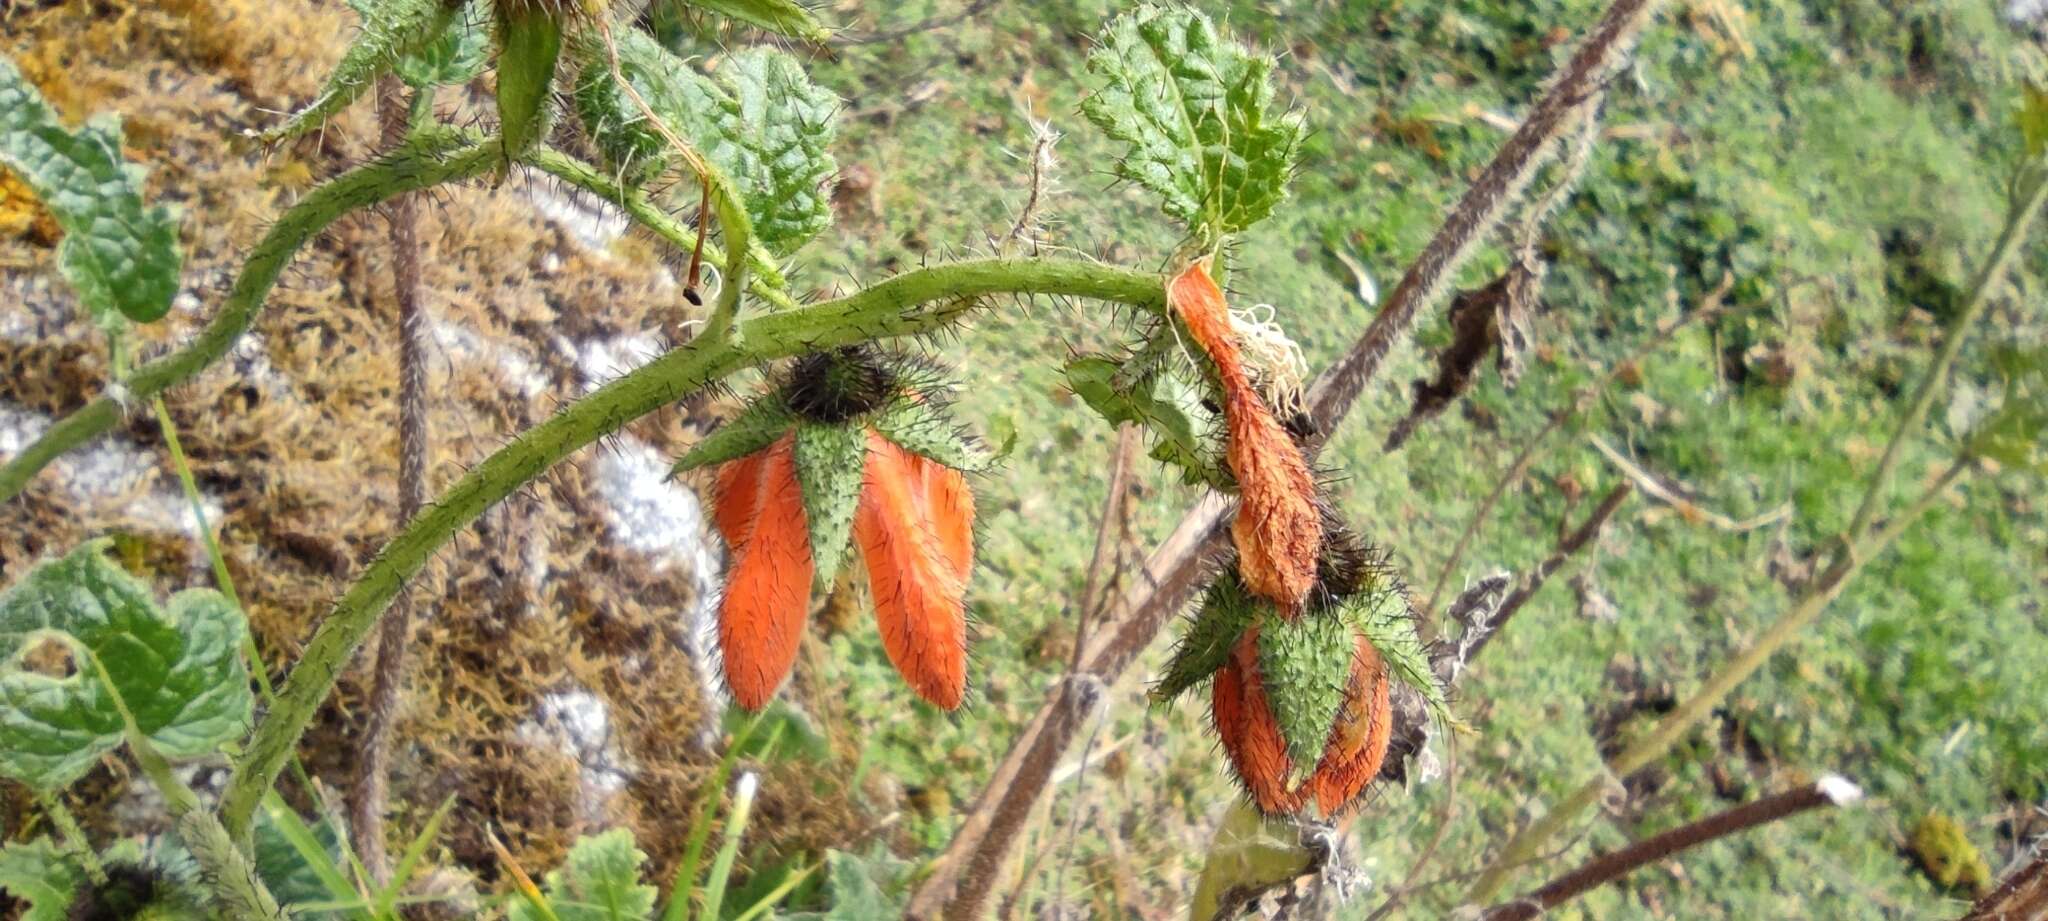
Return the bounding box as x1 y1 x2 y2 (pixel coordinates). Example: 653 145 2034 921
784 347 901 424
68 861 168 921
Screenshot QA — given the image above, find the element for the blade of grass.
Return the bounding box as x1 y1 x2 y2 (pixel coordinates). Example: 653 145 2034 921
260 791 362 910
374 795 456 917
697 771 763 921
487 826 561 921
664 713 769 921
729 862 818 921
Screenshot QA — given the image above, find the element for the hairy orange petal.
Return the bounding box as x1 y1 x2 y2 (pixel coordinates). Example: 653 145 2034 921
1308 636 1395 816
855 433 968 709
719 435 813 710
713 449 770 552
1211 628 1302 814
908 453 975 584
1168 260 1321 611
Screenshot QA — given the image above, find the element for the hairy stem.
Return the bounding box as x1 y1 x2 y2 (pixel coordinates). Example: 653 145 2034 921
1479 778 1859 920
349 74 430 884
0 132 495 503
216 256 1164 837
36 792 106 885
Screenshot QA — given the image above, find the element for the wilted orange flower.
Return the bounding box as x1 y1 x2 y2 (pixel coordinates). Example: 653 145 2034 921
1168 259 1322 611
1211 628 1395 817
710 415 976 711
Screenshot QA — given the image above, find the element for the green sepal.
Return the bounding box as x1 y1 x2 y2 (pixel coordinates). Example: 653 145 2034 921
262 0 457 142
1255 609 1355 781
673 395 796 474
793 422 869 589
1345 584 1455 727
1151 573 1261 706
872 399 989 473
0 540 253 791
0 59 182 326
1064 356 1224 487
494 5 565 170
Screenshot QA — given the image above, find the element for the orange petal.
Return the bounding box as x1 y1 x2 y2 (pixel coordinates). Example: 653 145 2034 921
1211 628 1302 814
855 434 968 709
1168 260 1321 610
713 449 770 552
1308 636 1395 816
719 434 813 710
908 453 975 584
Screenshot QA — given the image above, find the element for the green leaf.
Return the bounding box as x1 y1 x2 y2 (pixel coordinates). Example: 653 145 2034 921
684 0 829 41
1255 610 1354 779
872 400 990 472
252 797 353 916
574 31 838 254
793 422 869 588
720 699 829 762
510 829 658 921
1080 6 1305 241
779 845 912 921
674 395 796 473
0 540 253 791
1152 573 1261 705
391 0 490 89
262 0 457 141
0 838 83 921
495 5 566 168
1345 585 1453 726
1063 356 1222 485
0 58 182 326
1966 344 2048 474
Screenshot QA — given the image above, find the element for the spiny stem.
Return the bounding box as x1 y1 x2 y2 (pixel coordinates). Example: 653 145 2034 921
215 256 1165 838
350 73 431 884
0 132 495 504
36 791 107 885
1461 166 2048 904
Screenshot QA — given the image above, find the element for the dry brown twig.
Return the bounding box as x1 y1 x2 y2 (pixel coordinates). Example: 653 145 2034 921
348 73 431 883
906 7 1668 915
1958 851 2048 921
1478 776 1865 921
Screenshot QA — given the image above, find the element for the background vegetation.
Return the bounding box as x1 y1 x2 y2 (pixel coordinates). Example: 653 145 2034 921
2 0 2043 917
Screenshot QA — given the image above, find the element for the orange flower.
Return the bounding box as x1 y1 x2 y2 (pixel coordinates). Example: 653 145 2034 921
1211 628 1396 818
1168 259 1321 611
711 427 975 711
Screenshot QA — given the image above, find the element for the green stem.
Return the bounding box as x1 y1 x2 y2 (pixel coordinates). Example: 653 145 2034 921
217 256 1164 837
1461 166 2048 905
36 792 107 885
0 132 496 503
1839 166 2047 542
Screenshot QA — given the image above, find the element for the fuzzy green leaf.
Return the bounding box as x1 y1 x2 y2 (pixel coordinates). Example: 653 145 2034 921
779 845 913 921
1346 586 1452 725
1255 610 1355 779
673 395 796 473
685 0 829 41
793 422 869 588
510 829 658 921
263 0 456 142
1080 6 1305 240
873 400 990 472
0 839 82 921
0 59 181 326
1966 344 2048 474
574 31 838 254
0 540 253 791
1153 573 1261 705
